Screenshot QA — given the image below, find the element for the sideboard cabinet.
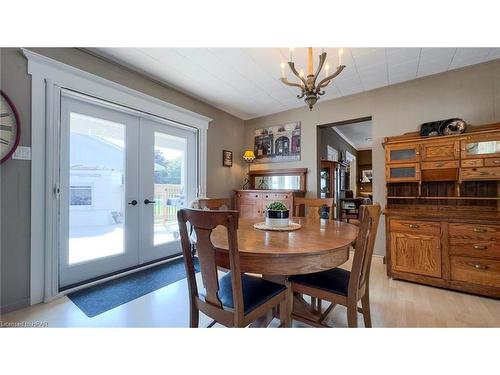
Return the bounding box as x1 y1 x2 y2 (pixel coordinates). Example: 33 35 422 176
234 168 307 219
234 190 295 219
384 123 500 298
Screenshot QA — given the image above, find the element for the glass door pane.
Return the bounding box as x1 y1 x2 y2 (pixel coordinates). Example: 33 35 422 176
59 94 140 288
68 112 126 264
153 132 187 246
139 118 197 264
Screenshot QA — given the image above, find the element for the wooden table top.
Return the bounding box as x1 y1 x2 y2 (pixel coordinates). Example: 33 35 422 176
211 217 358 256
210 217 357 275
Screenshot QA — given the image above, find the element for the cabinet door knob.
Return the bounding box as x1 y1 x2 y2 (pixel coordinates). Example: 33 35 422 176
473 228 486 233
435 162 444 167
408 224 420 229
494 160 500 164
479 171 489 176
473 244 487 250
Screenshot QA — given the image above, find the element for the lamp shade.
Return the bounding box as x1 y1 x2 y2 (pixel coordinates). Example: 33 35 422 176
243 150 256 161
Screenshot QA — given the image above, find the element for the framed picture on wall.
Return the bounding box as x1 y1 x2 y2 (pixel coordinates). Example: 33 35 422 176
222 150 233 167
361 169 373 182
253 121 301 163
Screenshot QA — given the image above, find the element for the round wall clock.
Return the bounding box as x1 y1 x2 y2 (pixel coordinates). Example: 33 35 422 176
0 90 21 164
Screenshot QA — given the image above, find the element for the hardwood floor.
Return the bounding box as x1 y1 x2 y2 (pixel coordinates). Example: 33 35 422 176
2 255 500 327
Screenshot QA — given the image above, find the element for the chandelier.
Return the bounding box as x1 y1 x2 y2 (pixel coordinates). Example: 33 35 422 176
280 47 346 110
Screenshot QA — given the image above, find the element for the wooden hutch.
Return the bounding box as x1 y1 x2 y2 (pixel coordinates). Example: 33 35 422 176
234 168 307 219
384 122 500 298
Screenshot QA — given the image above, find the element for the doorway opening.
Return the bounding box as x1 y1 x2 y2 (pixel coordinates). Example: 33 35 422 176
317 116 373 221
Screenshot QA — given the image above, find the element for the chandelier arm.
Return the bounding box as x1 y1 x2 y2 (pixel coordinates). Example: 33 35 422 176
288 62 308 87
280 77 304 89
314 52 327 80
316 65 346 90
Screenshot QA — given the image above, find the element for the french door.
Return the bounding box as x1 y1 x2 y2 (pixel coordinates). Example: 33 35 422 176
59 93 197 288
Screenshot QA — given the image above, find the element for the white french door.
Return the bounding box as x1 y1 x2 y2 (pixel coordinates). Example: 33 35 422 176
59 92 197 288
138 118 197 264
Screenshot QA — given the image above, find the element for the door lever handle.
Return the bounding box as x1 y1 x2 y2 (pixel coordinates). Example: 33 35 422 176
144 199 156 205
128 200 138 206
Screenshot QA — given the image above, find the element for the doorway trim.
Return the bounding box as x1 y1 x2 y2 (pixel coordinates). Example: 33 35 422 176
316 116 373 199
23 49 212 305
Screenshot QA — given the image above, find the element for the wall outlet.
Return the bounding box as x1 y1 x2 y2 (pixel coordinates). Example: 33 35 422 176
12 146 32 160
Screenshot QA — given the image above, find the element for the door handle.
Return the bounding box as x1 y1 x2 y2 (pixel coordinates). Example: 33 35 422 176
144 199 156 205
128 200 138 206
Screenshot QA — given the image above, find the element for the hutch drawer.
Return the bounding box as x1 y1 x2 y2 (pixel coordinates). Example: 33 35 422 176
485 157 500 167
389 219 441 236
449 241 500 260
461 159 483 167
421 160 459 170
460 166 500 180
449 223 500 241
450 256 500 288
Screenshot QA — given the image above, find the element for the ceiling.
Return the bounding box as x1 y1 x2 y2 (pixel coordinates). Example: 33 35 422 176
333 120 373 150
89 48 500 120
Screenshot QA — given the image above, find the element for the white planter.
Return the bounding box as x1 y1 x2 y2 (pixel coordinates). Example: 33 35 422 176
265 217 290 227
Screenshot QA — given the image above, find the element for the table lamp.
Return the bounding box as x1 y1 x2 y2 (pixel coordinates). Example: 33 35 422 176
242 150 255 189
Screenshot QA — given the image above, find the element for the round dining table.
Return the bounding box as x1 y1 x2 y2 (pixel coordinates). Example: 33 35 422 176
211 216 359 276
210 216 358 327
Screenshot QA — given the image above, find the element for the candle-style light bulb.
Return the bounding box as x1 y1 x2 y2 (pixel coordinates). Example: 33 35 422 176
325 63 330 77
289 47 294 61
338 48 344 66
280 62 286 78
307 47 313 76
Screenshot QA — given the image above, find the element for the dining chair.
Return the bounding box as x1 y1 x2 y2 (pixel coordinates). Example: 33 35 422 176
288 204 381 328
293 197 335 310
198 197 232 210
293 197 335 220
177 208 291 328
189 198 231 257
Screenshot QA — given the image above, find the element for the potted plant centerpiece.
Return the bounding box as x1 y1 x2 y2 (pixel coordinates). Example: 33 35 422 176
265 201 290 228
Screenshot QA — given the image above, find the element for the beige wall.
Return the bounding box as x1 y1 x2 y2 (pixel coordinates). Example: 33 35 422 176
0 48 245 313
245 59 500 255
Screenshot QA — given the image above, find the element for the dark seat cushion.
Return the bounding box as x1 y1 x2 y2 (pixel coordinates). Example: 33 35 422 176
289 268 351 296
217 273 286 315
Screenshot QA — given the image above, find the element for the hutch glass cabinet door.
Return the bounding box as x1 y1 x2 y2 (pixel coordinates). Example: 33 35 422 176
386 143 420 164
386 163 420 182
320 165 332 198
461 132 500 159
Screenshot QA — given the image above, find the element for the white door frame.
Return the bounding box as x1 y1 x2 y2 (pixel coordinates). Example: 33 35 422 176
23 49 212 304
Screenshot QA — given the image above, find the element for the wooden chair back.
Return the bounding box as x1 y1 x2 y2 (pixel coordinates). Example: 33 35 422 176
348 204 381 298
177 209 245 324
294 197 335 220
198 198 232 210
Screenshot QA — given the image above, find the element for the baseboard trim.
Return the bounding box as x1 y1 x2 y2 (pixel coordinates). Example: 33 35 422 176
0 298 31 315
